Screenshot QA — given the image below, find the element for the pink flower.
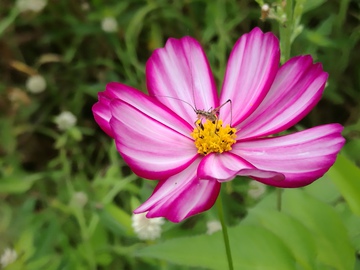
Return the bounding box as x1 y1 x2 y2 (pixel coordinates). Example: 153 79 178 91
93 28 345 222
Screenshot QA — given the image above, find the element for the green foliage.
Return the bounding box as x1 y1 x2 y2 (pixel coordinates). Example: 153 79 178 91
0 0 359 269
136 188 356 269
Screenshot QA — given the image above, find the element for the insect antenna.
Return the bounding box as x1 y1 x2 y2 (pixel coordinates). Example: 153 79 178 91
152 95 198 114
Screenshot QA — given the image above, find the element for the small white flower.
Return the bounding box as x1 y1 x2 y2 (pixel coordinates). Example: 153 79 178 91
248 180 266 199
71 192 88 208
26 74 46 94
101 17 118 33
132 212 164 240
0 248 17 268
17 0 47 12
54 111 77 131
81 2 90 11
261 3 270 12
206 220 222 235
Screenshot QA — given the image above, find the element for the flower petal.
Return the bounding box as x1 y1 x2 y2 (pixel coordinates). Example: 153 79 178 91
219 27 280 126
146 36 218 126
110 96 198 180
197 152 283 182
92 82 147 138
134 159 221 223
93 92 113 137
232 124 345 187
237 55 328 139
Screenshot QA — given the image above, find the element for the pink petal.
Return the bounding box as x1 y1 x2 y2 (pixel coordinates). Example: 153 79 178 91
93 92 113 137
110 96 198 180
198 152 284 182
232 124 345 187
92 82 146 138
219 27 280 126
237 55 328 140
146 36 218 126
134 159 221 223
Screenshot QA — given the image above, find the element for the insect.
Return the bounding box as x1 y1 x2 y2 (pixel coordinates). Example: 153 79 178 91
194 99 232 130
154 95 232 132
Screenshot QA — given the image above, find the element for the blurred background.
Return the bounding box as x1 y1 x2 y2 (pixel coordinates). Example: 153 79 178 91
0 0 359 269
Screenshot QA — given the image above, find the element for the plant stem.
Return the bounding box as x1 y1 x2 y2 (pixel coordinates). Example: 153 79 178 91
279 0 294 64
216 192 234 270
277 188 282 211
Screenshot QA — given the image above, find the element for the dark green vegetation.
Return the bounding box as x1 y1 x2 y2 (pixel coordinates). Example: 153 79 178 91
1 0 360 269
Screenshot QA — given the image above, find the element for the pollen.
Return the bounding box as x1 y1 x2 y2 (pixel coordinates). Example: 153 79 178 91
191 119 237 155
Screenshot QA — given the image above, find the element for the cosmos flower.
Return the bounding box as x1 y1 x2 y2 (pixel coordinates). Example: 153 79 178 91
93 28 344 222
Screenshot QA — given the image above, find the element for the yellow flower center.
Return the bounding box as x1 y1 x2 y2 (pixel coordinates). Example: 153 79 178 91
191 119 237 155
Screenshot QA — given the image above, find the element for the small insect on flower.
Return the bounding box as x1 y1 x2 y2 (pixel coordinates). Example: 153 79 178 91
194 99 232 128
93 27 344 222
154 96 237 156
158 95 233 133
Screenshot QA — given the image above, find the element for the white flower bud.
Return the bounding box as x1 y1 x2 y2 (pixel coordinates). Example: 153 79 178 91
81 2 90 11
248 180 266 199
261 4 270 12
0 248 17 268
101 17 118 33
26 74 46 94
206 220 222 235
71 192 88 208
132 212 164 240
54 111 77 131
17 0 47 12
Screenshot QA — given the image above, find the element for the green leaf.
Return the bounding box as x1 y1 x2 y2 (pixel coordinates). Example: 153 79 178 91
27 255 61 270
0 173 41 194
16 228 36 261
303 174 340 203
282 189 355 270
97 203 133 237
343 139 360 164
303 0 326 13
90 223 113 266
0 6 19 36
327 154 360 216
304 30 336 47
0 118 16 154
135 225 297 270
243 208 317 270
335 202 360 252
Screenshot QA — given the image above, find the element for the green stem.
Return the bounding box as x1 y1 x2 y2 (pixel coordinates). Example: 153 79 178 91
279 0 294 64
102 173 138 205
216 192 234 270
74 209 96 270
277 188 282 211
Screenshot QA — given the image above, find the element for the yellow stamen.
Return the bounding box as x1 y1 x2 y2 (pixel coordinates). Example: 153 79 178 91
191 119 237 155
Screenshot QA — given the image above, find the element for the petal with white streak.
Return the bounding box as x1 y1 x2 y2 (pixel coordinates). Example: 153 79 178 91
146 36 218 126
237 55 328 139
197 152 283 182
219 27 280 126
92 82 157 138
134 159 221 223
93 91 113 137
110 97 198 180
232 124 345 187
